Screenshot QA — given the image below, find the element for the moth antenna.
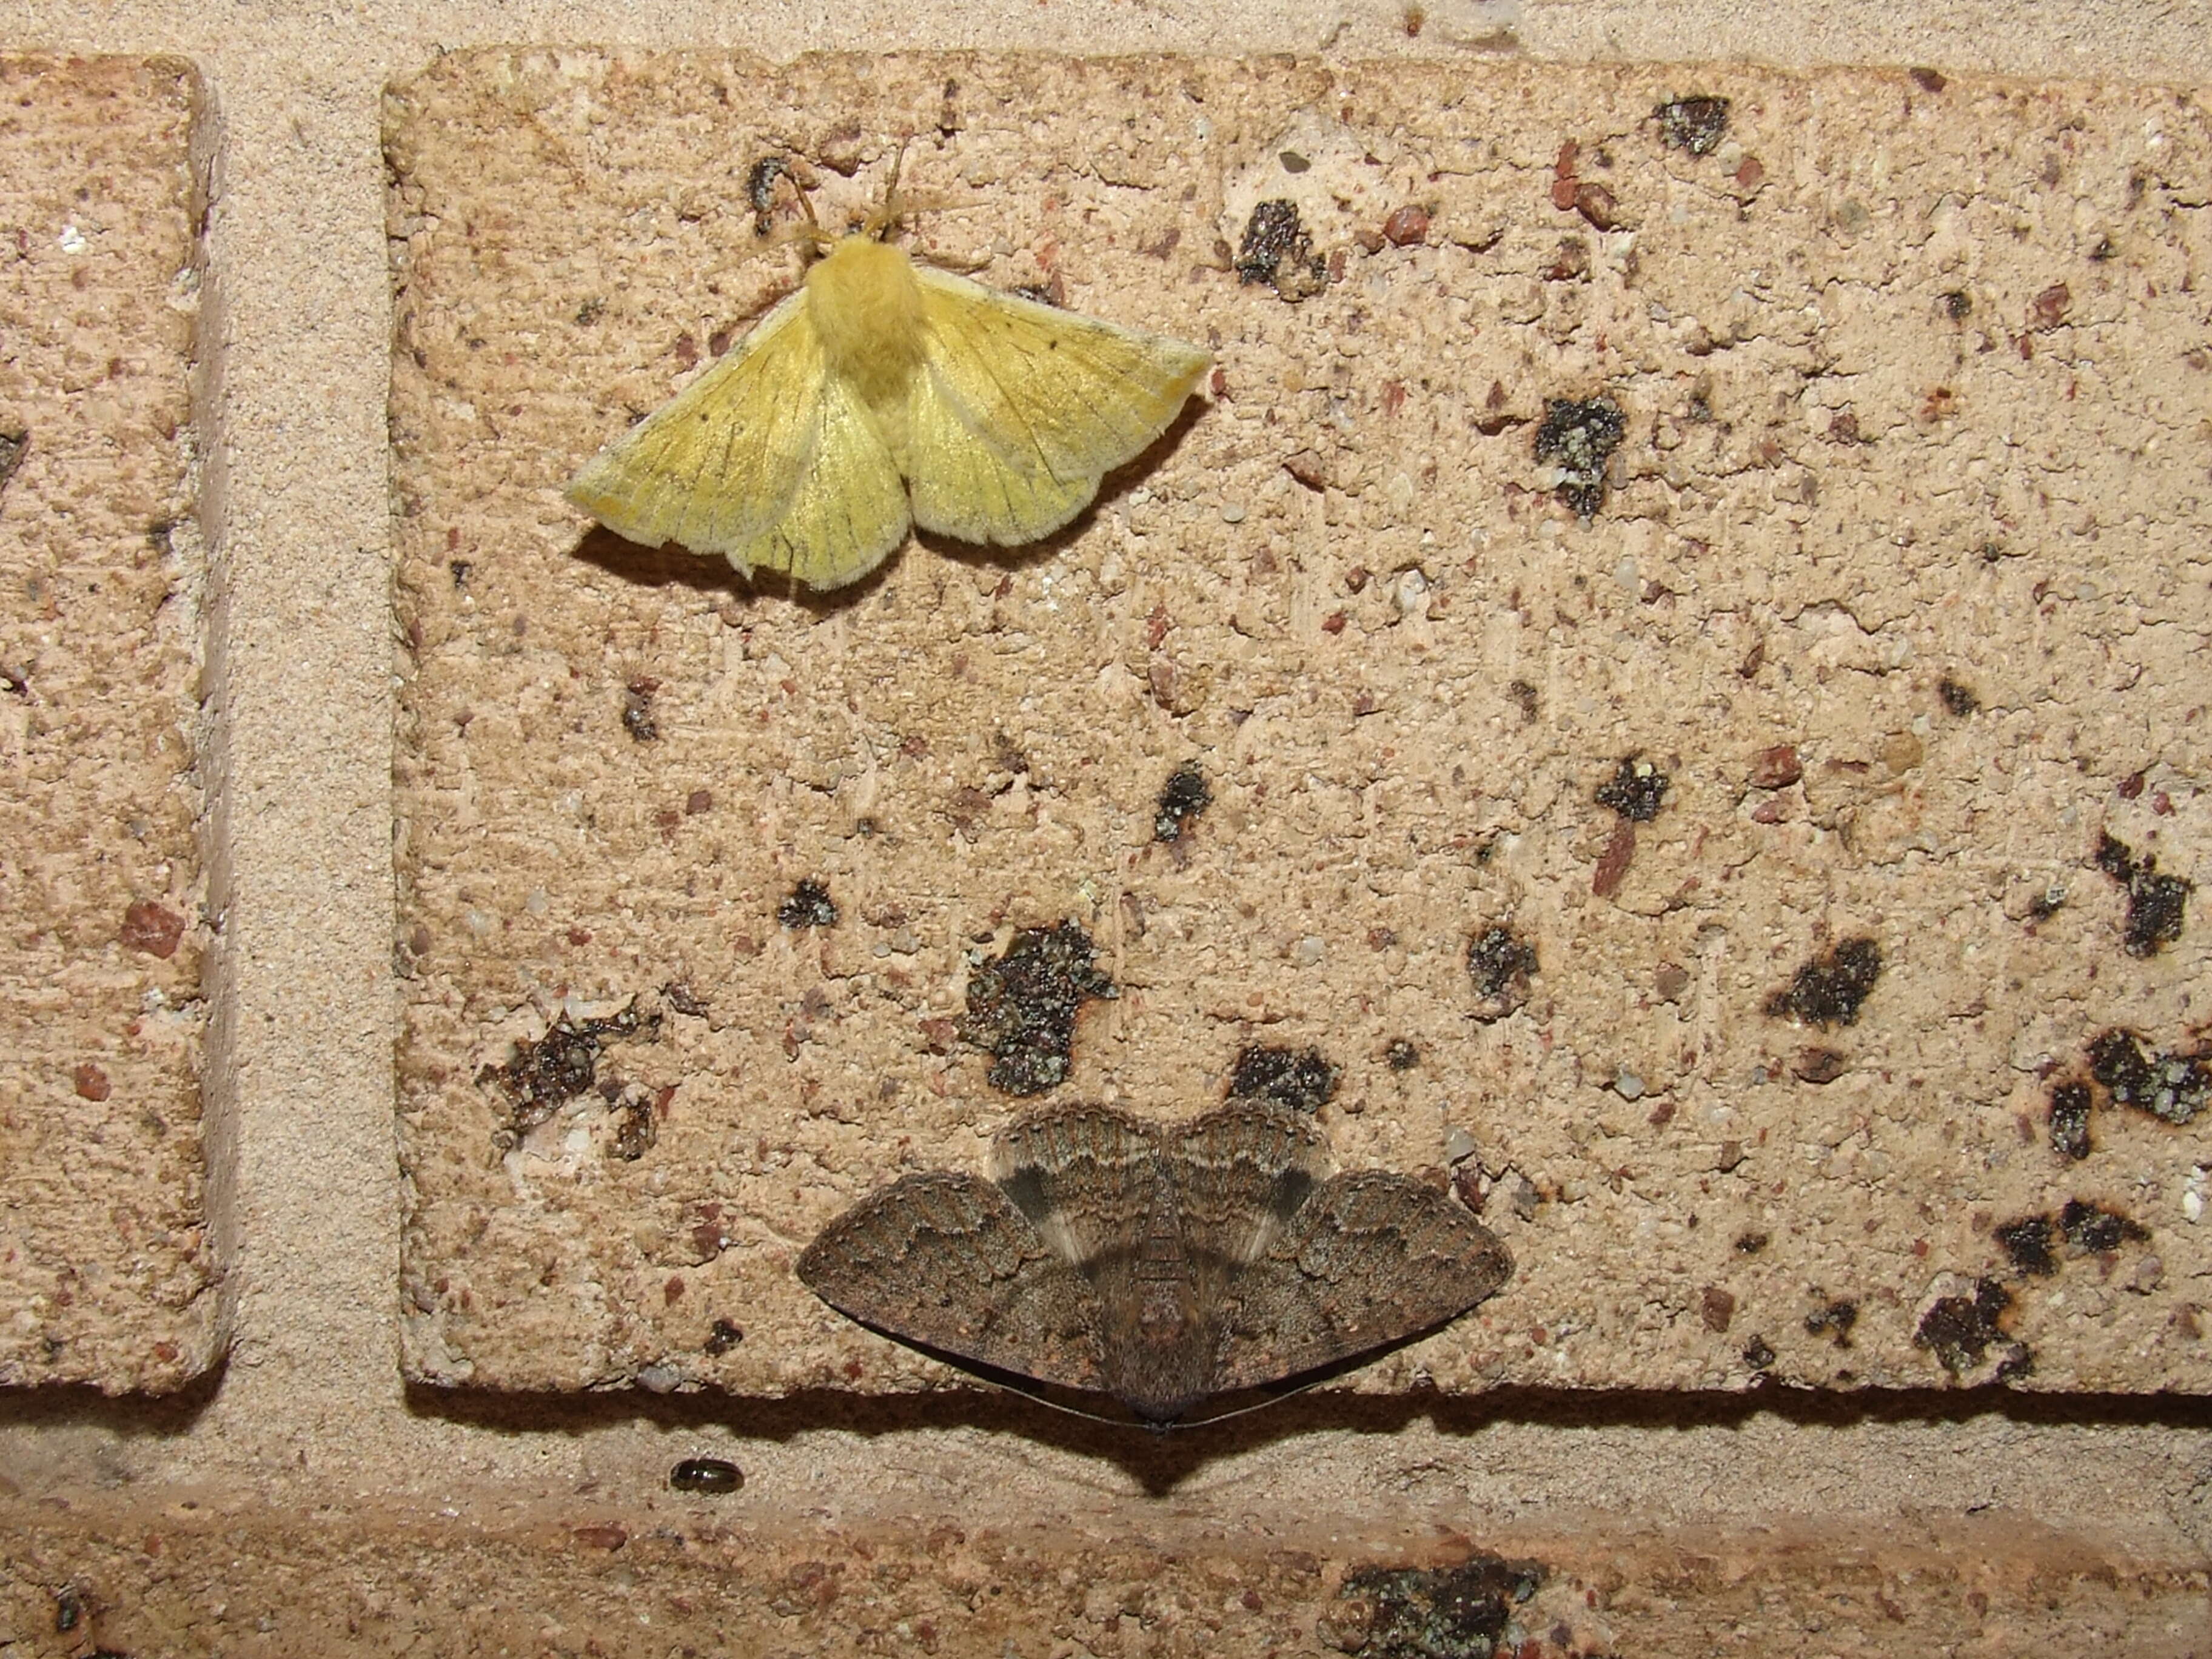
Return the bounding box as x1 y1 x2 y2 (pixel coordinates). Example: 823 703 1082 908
1173 1376 1329 1431
958 1367 1324 1435
865 136 915 241
981 1378 1128 1428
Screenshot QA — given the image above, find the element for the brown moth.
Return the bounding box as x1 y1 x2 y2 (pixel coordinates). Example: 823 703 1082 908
796 1101 1513 1426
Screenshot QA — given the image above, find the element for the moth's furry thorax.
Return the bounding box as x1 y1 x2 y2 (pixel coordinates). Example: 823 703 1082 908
804 235 928 401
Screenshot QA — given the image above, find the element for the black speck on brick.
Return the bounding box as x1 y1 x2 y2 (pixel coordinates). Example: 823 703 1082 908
779 878 839 930
1937 676 1979 716
1595 754 1669 821
2047 1079 2093 1160
1914 1278 2014 1374
2086 1028 2208 1125
1235 199 1326 299
2058 1198 2148 1253
622 679 660 742
1994 1215 2056 1275
1228 1045 1341 1112
1654 95 1731 155
1763 937 1882 1028
1466 925 1538 1020
962 920 1118 1096
669 1457 742 1494
1334 1555 1543 1659
1804 1297 1858 1346
480 1002 659 1142
2094 831 2192 957
1153 763 1212 843
1533 397 1626 517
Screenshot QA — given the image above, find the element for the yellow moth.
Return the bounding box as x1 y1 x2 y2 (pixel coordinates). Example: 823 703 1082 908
566 164 1211 591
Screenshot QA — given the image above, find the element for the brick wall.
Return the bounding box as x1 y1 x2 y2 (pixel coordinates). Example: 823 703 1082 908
0 10 2207 1656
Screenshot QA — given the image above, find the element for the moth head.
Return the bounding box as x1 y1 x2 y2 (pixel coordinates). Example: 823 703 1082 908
747 141 927 258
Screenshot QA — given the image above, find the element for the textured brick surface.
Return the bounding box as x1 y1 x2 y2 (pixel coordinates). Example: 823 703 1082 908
390 52 2211 1397
0 56 214 1392
2 1485 2207 1658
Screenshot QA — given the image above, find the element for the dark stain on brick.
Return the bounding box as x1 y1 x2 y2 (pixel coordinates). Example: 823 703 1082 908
1596 754 1669 822
1763 937 1882 1028
1994 1214 2057 1275
481 1002 659 1144
2086 1028 2208 1125
779 878 839 930
962 921 1118 1096
1330 1554 1544 1659
1805 1297 1858 1347
1228 1045 1341 1113
622 677 660 742
2047 1079 2093 1160
1153 762 1212 843
1533 396 1626 517
2093 831 2191 957
1654 95 1731 155
1937 676 1980 716
1235 199 1327 300
2059 1198 2148 1253
1466 925 1538 1021
0 428 28 496
1914 1278 2019 1375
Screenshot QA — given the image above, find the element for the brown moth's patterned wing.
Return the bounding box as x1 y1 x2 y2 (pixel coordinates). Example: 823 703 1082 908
796 1170 1110 1394
988 1104 1164 1276
1171 1101 1332 1276
1210 1170 1515 1394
